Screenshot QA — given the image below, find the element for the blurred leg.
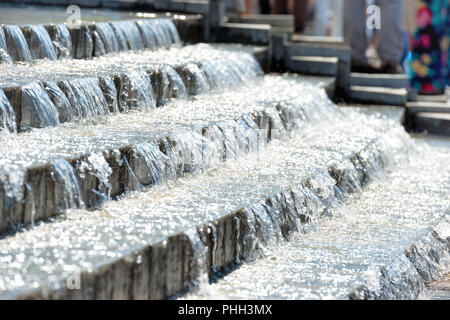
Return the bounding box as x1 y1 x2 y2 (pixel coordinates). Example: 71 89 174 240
331 0 343 37
273 0 288 14
292 0 308 33
376 0 404 64
259 0 271 14
314 0 328 36
344 0 367 64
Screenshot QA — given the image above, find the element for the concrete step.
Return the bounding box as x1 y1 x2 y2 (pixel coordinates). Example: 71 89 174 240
0 13 203 62
184 134 450 299
285 56 338 76
226 14 294 35
0 44 262 132
217 23 271 46
406 101 450 114
417 93 449 104
291 34 345 46
285 42 351 93
151 0 210 14
227 14 294 27
414 113 450 136
349 85 407 106
350 72 408 89
0 111 409 299
0 75 334 235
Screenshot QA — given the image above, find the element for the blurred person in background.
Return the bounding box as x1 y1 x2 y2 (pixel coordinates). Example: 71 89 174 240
314 0 343 37
272 0 310 33
410 0 449 95
344 0 404 74
260 0 271 14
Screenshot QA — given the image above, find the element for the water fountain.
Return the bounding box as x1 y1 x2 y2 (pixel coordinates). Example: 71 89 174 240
0 2 448 300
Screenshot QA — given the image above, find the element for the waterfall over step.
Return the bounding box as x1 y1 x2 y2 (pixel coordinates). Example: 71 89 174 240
0 89 16 133
57 78 110 120
20 82 60 130
48 24 72 59
0 27 12 64
1 4 447 300
1 18 181 63
0 44 262 131
24 25 57 61
3 25 32 63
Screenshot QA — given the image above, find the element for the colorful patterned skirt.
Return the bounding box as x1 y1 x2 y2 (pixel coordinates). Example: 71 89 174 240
410 0 449 94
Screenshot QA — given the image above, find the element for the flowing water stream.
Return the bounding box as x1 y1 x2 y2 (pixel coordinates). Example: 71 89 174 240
0 7 448 299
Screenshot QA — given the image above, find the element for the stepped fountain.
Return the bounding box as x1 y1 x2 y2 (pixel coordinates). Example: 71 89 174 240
0 2 448 300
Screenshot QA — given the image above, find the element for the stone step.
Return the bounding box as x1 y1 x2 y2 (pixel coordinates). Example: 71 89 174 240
217 23 271 46
285 42 351 93
291 34 345 46
227 14 294 27
0 12 203 62
0 110 407 299
285 56 338 76
183 135 450 300
151 0 210 14
0 75 334 235
417 93 449 104
349 85 407 106
226 14 294 34
413 113 450 136
350 72 408 89
406 101 450 115
0 44 262 132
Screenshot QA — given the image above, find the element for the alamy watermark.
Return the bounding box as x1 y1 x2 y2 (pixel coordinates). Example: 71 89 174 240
66 5 81 29
366 5 381 30
66 268 81 290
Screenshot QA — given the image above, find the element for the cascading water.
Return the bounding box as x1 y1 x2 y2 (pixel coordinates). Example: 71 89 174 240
109 20 144 52
117 71 155 111
178 63 209 95
0 89 16 133
20 82 60 130
135 19 158 50
51 159 84 213
50 24 72 59
26 25 57 61
0 27 12 64
44 81 75 123
161 19 181 45
0 13 445 300
57 77 110 120
132 142 177 186
77 153 112 208
0 170 26 232
197 52 262 90
152 65 187 106
3 25 32 62
98 76 120 114
94 22 120 56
